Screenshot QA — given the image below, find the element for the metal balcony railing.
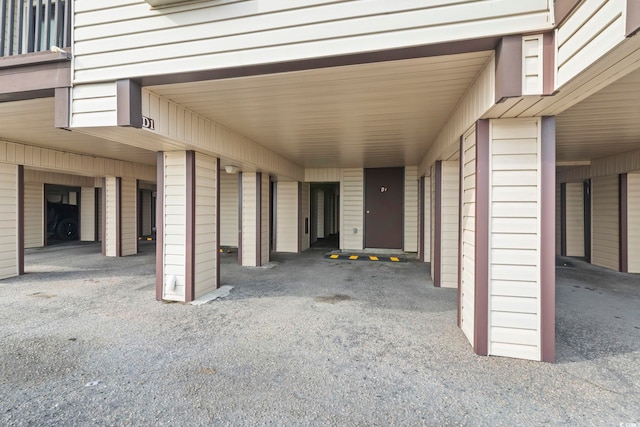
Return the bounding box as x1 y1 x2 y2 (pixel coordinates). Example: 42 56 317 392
1 0 70 58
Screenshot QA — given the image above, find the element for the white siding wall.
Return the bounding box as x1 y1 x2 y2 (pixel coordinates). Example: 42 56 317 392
162 152 187 301
138 90 303 182
420 56 496 176
299 183 311 252
341 168 364 251
488 119 542 361
220 172 239 247
120 178 138 256
276 182 299 253
261 173 270 263
628 173 640 273
241 172 257 266
404 166 418 252
0 140 155 182
73 1 551 84
460 128 476 344
71 83 117 128
104 177 118 257
194 153 218 299
441 161 459 289
557 0 626 87
430 171 436 278
97 188 103 242
423 176 431 263
81 187 96 242
0 163 17 279
24 184 43 249
522 35 544 95
305 168 341 182
566 182 585 257
591 175 619 271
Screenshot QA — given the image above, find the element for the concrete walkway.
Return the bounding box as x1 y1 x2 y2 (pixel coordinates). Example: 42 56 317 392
0 243 638 426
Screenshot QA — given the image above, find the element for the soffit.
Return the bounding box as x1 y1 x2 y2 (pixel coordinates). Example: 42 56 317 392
557 66 640 163
0 98 157 167
148 51 493 168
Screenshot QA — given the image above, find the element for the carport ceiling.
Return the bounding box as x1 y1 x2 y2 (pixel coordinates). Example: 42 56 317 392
556 66 640 163
0 98 157 166
148 51 493 168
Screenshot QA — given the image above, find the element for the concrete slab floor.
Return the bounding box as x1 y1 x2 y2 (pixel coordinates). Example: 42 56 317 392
0 244 638 426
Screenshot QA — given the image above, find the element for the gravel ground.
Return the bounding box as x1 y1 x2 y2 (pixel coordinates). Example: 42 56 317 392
0 242 639 426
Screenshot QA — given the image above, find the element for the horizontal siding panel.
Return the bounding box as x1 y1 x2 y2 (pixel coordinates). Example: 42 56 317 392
276 182 299 253
491 264 538 282
491 296 538 314
491 326 539 346
342 168 363 251
73 1 551 83
404 166 418 252
24 184 43 249
591 175 619 270
194 153 218 298
220 172 238 247
490 342 539 360
491 280 539 298
492 171 538 186
163 152 187 300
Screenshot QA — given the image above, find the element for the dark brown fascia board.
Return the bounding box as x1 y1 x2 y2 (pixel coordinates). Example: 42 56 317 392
0 50 71 70
138 37 500 87
627 0 640 37
495 35 523 103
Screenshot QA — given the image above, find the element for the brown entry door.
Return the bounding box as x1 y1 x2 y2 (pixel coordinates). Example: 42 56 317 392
364 167 404 249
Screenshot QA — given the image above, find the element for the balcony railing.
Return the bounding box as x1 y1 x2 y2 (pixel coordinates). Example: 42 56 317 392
1 0 70 57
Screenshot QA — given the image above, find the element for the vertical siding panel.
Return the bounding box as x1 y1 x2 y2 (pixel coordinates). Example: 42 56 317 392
0 163 18 279
341 168 363 251
104 177 118 257
261 173 270 262
241 172 257 266
627 173 640 272
591 175 619 270
488 118 541 361
404 166 418 252
565 182 585 257
460 128 476 343
441 161 459 288
162 152 187 301
219 172 238 247
276 181 298 252
24 183 44 248
194 153 217 298
423 175 431 263
120 178 137 256
81 186 96 242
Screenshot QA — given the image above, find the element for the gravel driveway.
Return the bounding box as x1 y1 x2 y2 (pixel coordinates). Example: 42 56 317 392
1 242 639 426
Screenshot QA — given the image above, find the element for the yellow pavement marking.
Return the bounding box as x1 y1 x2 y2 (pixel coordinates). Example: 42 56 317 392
369 256 379 261
390 257 400 262
349 255 359 260
330 254 340 259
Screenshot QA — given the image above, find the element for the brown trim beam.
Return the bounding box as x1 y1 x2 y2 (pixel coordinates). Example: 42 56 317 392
495 36 523 103
560 183 567 256
238 172 243 266
434 161 442 288
216 158 221 289
18 165 24 276
155 153 165 301
627 0 640 36
418 176 425 263
457 135 465 327
619 173 629 273
116 79 142 128
540 116 556 363
185 151 195 302
102 178 107 256
543 32 557 96
0 61 70 97
474 119 490 356
54 87 70 128
256 172 262 266
138 38 500 87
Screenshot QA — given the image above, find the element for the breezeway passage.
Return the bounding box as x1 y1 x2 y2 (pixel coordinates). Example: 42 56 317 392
1 243 638 425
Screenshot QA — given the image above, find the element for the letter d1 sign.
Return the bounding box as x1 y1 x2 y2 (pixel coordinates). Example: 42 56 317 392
142 116 155 130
